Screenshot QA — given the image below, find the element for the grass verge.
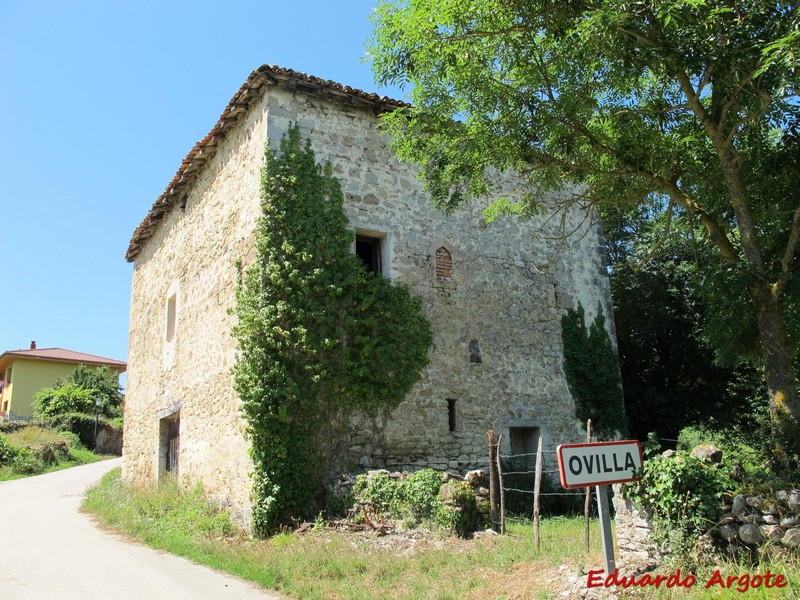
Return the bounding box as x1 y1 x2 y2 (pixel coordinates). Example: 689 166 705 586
85 468 602 599
84 469 800 599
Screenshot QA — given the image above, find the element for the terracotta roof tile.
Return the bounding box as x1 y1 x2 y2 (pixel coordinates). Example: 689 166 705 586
0 348 127 372
125 65 409 262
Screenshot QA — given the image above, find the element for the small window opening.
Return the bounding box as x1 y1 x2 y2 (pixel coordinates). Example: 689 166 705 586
166 294 177 342
509 427 540 468
356 235 382 274
469 340 482 364
435 246 453 281
447 399 459 432
5 367 11 384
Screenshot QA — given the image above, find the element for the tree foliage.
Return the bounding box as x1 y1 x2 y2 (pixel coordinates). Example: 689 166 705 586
233 125 432 536
369 0 800 421
34 365 123 419
604 202 765 441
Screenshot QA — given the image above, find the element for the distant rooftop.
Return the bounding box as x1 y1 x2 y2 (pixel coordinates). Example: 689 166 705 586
0 345 127 373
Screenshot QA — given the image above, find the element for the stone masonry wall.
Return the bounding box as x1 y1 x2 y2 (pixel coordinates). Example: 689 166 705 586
266 87 611 475
612 485 665 572
124 81 614 528
123 89 269 528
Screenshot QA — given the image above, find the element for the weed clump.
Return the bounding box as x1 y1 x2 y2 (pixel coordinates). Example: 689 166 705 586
351 468 488 537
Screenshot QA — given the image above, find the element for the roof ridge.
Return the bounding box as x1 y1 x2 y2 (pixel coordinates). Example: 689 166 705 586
125 64 408 262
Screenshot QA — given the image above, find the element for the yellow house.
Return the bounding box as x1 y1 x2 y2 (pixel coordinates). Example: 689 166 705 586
0 342 127 420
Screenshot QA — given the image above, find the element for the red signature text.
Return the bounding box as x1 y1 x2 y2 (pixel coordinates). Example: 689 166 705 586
587 568 787 592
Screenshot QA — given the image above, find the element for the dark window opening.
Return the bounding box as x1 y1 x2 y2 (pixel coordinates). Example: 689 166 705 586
356 235 382 274
509 426 540 467
469 340 482 364
159 415 180 477
448 399 459 432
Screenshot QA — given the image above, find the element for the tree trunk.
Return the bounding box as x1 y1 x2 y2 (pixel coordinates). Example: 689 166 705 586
711 134 800 423
750 282 800 420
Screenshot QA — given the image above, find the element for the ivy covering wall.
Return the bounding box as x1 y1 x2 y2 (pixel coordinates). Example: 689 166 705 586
233 125 432 536
561 303 627 440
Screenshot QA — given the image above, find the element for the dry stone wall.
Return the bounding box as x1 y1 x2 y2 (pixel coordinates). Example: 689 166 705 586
717 490 800 553
123 80 614 528
614 447 800 571
614 487 800 568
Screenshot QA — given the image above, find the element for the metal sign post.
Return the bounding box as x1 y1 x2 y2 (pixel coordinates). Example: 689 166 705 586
557 440 643 575
596 484 615 574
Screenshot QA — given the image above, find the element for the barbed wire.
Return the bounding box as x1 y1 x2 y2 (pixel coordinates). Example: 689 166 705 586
502 469 561 476
473 464 560 473
502 487 585 496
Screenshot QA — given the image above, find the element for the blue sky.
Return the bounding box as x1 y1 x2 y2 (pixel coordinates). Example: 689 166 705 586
0 1 404 377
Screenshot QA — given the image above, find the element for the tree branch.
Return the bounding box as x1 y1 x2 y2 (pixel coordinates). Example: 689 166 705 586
777 204 800 295
656 177 740 264
638 196 675 266
718 63 763 127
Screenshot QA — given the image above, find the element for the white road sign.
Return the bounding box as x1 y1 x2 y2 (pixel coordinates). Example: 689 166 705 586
557 440 643 489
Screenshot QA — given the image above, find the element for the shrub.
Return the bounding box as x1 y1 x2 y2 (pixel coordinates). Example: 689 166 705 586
623 451 732 562
34 383 96 418
754 412 800 480
34 365 123 420
351 469 487 536
5 426 71 466
63 365 124 418
677 425 768 481
12 448 45 474
401 468 444 519
354 472 403 515
44 412 119 448
57 430 84 449
0 434 18 466
434 480 489 537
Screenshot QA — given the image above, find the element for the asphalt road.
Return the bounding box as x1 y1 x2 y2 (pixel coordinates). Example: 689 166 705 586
0 458 283 600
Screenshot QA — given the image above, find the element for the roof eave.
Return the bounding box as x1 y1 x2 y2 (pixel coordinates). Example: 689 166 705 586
125 65 409 263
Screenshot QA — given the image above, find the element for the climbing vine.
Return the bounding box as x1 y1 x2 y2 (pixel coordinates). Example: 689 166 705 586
561 302 627 440
233 125 432 536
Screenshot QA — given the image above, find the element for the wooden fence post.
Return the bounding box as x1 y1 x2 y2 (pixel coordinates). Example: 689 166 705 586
488 430 500 533
533 435 543 551
585 419 592 552
497 434 505 535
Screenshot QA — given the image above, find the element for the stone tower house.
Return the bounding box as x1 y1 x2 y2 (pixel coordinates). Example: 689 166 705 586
123 65 614 527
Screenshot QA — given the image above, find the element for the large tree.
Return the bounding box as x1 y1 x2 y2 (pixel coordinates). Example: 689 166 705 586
369 0 800 422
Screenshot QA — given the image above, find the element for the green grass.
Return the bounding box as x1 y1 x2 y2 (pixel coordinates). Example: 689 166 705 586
83 469 800 599
0 426 112 481
85 469 603 599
